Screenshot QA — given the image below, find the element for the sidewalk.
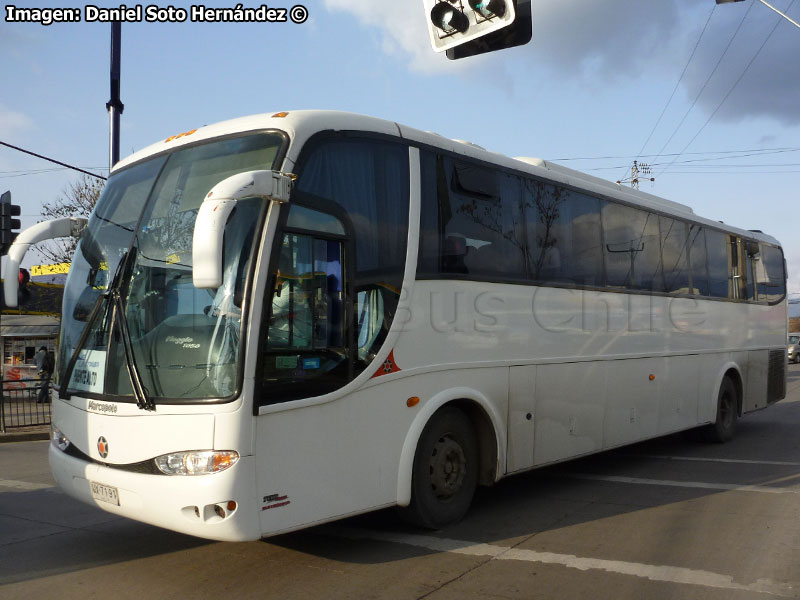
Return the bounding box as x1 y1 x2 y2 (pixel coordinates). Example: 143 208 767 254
0 425 50 443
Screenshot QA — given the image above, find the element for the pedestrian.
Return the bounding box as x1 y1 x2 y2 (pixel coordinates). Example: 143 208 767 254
33 346 47 372
36 347 54 404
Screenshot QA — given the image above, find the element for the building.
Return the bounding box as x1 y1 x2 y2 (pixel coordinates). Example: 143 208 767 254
1 273 64 384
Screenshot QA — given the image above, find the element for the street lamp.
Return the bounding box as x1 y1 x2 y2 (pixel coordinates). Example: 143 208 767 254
716 0 800 29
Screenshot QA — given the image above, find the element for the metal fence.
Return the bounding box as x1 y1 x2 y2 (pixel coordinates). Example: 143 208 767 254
0 378 51 433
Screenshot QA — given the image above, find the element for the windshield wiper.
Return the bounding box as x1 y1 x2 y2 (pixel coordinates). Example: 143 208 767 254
111 284 154 411
59 247 155 410
59 249 130 400
58 292 108 401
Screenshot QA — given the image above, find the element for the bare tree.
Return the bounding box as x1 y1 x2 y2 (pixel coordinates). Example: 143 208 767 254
36 174 103 265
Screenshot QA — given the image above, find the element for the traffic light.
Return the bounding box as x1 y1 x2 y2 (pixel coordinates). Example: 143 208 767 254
424 0 532 60
0 191 21 255
17 268 30 305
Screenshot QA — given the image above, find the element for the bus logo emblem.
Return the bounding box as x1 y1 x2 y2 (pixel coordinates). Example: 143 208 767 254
372 350 402 378
97 436 109 458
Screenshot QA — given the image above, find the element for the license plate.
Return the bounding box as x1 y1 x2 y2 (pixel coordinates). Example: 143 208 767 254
90 481 120 506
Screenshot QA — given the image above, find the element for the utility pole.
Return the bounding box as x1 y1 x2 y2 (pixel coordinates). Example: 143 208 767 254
107 23 123 170
617 160 654 190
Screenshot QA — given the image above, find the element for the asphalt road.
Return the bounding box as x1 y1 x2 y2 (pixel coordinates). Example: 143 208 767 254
2 366 800 600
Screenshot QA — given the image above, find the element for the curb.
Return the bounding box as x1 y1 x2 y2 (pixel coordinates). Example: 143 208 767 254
0 429 50 444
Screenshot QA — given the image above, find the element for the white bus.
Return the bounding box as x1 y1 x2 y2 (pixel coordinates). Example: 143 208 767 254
5 111 787 541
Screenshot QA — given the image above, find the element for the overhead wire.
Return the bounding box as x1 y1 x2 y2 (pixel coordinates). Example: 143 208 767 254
656 0 798 178
618 3 718 182
551 146 800 162
649 1 756 166
0 140 107 181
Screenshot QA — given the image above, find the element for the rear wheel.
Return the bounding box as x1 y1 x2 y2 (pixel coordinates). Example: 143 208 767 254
400 407 478 529
703 377 738 443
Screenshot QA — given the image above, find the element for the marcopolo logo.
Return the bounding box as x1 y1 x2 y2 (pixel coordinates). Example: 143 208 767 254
97 436 109 459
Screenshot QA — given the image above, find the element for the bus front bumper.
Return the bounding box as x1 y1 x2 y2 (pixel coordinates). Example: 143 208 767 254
49 443 261 542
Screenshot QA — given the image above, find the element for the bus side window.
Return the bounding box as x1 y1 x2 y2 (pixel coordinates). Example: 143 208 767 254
758 244 786 304
266 233 344 352
356 288 385 361
705 229 730 298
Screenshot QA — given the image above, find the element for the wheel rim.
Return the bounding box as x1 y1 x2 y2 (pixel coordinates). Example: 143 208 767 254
720 391 734 428
429 435 467 499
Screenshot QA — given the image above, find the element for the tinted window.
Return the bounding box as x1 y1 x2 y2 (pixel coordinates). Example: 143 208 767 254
602 203 661 290
297 138 409 284
705 229 730 298
660 217 691 294
744 240 758 302
418 155 526 280
259 137 411 404
758 244 786 303
687 225 709 296
524 180 604 286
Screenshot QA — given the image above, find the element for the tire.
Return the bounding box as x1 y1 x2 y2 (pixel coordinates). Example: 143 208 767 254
400 407 478 529
702 377 738 443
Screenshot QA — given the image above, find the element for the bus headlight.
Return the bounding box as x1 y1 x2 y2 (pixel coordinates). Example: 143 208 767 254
51 426 70 452
154 450 239 476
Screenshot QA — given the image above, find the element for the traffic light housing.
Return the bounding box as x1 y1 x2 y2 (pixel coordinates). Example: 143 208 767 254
424 0 532 60
0 191 21 255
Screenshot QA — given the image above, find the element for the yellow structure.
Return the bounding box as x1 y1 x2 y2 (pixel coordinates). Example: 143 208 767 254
30 263 71 276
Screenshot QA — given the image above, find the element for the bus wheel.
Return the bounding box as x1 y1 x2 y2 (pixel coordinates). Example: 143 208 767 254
704 377 738 443
401 407 478 529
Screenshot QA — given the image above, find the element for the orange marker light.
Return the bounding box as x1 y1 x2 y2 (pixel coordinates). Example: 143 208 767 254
407 396 420 408
649 374 656 381
164 129 197 143
272 112 289 118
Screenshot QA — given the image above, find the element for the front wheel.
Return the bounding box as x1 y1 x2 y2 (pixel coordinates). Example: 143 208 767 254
400 407 478 529
703 377 738 443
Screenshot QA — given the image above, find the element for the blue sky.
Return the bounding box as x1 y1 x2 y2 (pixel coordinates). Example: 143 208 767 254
1 0 799 299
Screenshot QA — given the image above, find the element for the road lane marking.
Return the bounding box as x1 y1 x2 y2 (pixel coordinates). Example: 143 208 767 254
0 478 55 491
625 454 800 467
326 527 796 597
564 473 800 494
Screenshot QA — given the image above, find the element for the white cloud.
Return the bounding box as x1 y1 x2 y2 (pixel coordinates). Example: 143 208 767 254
323 0 690 76
321 1 800 124
0 104 34 137
684 1 800 126
322 0 457 73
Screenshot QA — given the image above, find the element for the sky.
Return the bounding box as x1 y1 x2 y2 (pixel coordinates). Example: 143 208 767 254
1 0 799 302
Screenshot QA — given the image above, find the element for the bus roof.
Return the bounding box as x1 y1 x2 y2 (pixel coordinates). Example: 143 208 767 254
113 110 781 247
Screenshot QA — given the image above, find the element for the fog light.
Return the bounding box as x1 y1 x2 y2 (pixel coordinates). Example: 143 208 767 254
51 426 70 452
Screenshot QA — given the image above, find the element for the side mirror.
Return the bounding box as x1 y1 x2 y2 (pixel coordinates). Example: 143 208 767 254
3 217 87 307
192 170 293 289
72 286 103 321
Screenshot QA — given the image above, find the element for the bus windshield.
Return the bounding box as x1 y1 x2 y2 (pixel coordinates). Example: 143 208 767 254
58 132 285 403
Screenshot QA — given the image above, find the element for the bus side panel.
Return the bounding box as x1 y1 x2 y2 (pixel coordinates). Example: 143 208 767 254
659 354 700 434
254 368 508 536
507 365 536 473
533 362 606 466
603 358 661 449
745 350 769 412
